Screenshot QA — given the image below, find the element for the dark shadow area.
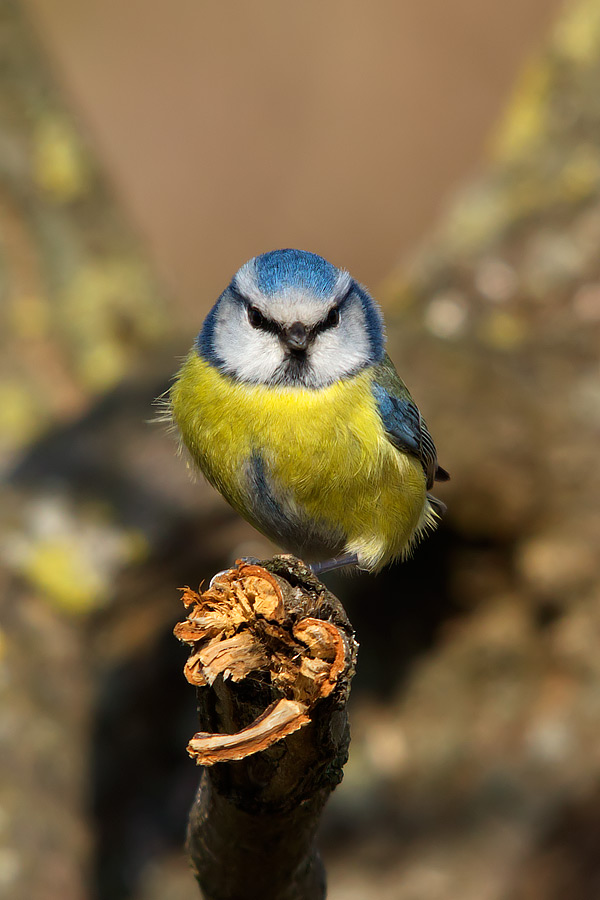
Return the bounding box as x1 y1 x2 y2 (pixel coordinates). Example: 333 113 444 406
324 526 464 697
90 622 198 900
510 790 600 900
9 373 179 540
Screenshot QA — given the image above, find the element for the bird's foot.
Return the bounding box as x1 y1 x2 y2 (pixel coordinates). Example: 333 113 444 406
310 553 360 577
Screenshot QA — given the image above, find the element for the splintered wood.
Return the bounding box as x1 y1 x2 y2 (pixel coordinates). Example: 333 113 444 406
174 563 348 765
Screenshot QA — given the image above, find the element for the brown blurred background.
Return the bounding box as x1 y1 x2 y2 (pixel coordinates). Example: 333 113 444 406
25 0 560 313
4 1 600 899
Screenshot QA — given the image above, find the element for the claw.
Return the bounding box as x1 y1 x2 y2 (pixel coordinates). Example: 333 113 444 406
208 568 231 588
208 557 261 588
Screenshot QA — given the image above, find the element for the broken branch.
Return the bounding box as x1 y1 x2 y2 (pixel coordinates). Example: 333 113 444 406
175 555 358 900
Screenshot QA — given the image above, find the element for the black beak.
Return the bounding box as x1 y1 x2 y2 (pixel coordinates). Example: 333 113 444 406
285 321 309 351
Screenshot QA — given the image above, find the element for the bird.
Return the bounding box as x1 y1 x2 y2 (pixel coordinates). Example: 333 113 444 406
169 249 448 575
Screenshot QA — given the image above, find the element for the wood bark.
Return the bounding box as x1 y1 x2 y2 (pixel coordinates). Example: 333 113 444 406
174 556 358 900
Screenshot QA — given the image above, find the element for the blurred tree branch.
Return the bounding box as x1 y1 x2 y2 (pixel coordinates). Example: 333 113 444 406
0 2 169 898
382 0 600 561
0 0 168 472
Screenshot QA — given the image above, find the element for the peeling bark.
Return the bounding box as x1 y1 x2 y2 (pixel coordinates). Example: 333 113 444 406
174 555 358 900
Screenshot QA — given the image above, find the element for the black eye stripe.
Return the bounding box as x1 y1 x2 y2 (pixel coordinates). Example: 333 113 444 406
315 290 351 333
230 280 354 336
247 304 282 335
317 283 353 330
249 302 345 336
228 284 282 335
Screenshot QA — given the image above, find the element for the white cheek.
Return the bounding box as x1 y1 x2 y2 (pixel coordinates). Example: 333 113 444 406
213 306 284 382
309 311 371 384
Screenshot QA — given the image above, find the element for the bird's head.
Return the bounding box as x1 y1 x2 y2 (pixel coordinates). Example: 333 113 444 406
197 249 385 388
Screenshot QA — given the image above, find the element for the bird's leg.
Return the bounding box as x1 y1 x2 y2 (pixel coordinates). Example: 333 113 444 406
210 554 359 586
310 553 360 576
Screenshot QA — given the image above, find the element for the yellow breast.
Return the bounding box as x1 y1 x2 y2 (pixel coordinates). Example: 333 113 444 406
170 353 430 569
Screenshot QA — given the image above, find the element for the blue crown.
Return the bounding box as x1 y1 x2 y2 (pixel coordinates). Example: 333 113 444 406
253 249 338 297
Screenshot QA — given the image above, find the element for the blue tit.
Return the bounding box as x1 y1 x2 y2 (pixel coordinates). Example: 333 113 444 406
169 249 449 574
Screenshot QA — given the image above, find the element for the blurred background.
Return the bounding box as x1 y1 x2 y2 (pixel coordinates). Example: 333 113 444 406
2 0 600 897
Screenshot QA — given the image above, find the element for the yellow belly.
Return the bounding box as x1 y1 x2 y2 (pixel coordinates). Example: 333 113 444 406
170 353 430 569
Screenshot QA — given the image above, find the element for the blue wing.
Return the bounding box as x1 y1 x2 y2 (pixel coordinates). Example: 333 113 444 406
371 356 449 491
